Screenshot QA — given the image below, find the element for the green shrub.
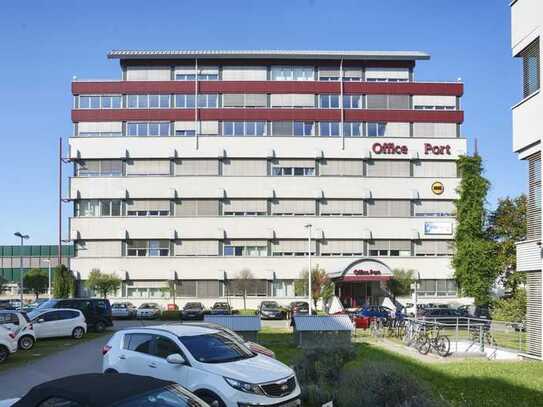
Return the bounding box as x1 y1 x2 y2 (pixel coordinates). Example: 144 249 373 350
160 311 181 321
293 346 356 405
492 289 526 322
336 362 442 407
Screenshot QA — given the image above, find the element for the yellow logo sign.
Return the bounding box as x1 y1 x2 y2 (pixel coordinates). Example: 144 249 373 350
432 182 444 195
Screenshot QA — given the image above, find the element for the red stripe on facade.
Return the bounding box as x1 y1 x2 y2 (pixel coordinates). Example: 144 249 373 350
72 81 463 96
340 275 393 282
72 109 463 123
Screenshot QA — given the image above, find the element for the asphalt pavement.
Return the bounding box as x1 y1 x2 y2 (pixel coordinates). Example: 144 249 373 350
0 319 290 399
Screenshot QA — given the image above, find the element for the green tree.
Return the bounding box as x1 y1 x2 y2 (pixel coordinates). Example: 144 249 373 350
387 269 415 299
86 269 121 298
235 268 254 310
295 265 333 309
53 264 75 299
487 195 527 294
492 289 527 322
24 268 48 300
453 155 498 305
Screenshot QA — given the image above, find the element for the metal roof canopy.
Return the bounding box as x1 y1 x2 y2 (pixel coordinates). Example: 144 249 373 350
204 315 261 332
108 50 430 61
293 315 354 332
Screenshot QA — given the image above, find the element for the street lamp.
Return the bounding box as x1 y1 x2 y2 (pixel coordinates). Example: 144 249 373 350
43 259 52 299
305 224 312 315
14 232 30 310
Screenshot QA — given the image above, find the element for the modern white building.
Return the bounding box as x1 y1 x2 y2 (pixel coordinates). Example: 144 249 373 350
69 50 466 309
511 0 543 358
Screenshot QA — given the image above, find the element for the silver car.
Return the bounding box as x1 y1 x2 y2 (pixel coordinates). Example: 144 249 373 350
111 302 137 319
136 303 161 319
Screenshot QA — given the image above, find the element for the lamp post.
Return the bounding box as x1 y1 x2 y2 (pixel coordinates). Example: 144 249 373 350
305 224 312 315
43 259 52 299
14 232 30 310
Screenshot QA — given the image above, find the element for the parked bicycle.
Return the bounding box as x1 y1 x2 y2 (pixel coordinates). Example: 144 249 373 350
417 324 450 357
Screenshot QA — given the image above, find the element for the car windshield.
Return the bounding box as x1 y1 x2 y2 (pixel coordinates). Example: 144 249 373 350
213 303 228 309
37 300 58 309
179 333 255 363
113 384 204 407
184 303 201 309
27 310 43 320
113 304 127 309
262 302 279 310
140 304 157 309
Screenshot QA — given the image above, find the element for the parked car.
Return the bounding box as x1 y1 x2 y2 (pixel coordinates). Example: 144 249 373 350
0 310 36 350
0 373 208 407
183 321 276 359
27 309 87 339
457 304 492 320
210 302 232 315
37 298 113 332
181 302 206 320
289 301 309 318
356 305 393 319
257 301 285 320
111 302 137 319
136 303 162 319
0 325 17 364
0 300 21 311
23 298 48 313
103 324 301 407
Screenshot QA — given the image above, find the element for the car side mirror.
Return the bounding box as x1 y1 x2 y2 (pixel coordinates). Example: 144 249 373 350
37 318 45 324
166 353 185 365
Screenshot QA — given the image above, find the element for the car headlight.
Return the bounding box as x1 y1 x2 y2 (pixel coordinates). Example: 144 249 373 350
224 377 264 395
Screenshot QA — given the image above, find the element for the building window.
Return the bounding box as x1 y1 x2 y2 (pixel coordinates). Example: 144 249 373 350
223 121 266 136
418 279 457 297
319 122 340 137
127 240 169 257
126 95 170 109
79 95 121 109
367 122 387 137
343 122 363 137
127 122 170 137
343 95 363 109
367 94 410 110
126 200 170 216
414 240 453 257
413 200 455 217
223 243 267 256
197 94 218 108
520 39 540 98
368 240 411 257
77 160 122 177
226 280 269 297
197 67 219 80
174 94 196 108
272 167 315 176
271 66 314 81
293 121 314 136
77 200 121 217
527 152 542 240
319 94 340 108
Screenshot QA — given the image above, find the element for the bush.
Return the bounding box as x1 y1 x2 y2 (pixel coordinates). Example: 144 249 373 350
492 289 526 322
293 346 356 405
160 311 181 321
336 362 442 407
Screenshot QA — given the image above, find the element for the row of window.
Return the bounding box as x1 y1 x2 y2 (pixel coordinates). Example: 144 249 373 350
76 93 456 111
125 65 411 82
76 121 459 139
76 239 454 258
75 199 455 218
75 158 458 178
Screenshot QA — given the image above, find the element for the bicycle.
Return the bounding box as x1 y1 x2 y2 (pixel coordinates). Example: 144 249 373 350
418 325 450 357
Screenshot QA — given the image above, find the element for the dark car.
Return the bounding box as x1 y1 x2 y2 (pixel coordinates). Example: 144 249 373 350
289 301 309 318
357 305 392 319
210 302 232 315
181 302 206 320
257 301 285 320
38 298 113 332
10 373 208 407
0 300 15 311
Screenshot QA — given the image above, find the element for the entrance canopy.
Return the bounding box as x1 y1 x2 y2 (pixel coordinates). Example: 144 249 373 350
330 258 394 282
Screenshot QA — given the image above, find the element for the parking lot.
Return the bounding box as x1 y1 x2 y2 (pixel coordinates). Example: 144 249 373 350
0 319 289 400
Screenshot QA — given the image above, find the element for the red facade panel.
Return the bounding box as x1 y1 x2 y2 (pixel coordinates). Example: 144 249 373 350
72 81 463 96
72 109 463 123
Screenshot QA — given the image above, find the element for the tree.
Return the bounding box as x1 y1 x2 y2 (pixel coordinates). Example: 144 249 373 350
24 268 48 300
387 269 415 299
487 195 527 294
53 264 75 299
453 155 499 305
86 269 121 298
235 268 254 310
492 289 527 322
295 265 334 310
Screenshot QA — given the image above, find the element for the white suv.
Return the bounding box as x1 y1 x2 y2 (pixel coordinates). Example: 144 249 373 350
103 325 301 407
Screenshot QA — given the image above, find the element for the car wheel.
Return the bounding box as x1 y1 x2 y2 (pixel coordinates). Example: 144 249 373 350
18 335 35 351
72 327 85 339
0 346 9 363
104 368 118 374
94 321 106 333
196 391 226 407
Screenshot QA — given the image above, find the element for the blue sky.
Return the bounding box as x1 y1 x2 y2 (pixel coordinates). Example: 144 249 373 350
0 0 523 244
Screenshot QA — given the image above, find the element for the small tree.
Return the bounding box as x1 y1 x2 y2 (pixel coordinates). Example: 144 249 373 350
387 269 415 300
86 269 121 298
236 268 254 310
53 264 75 299
24 268 49 300
492 288 527 322
296 265 333 310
